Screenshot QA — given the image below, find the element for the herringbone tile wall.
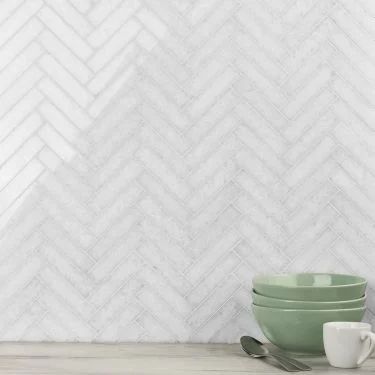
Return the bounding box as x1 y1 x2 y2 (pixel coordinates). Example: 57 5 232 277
0 0 374 342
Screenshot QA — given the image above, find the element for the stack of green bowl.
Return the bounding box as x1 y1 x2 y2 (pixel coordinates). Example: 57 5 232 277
252 273 367 354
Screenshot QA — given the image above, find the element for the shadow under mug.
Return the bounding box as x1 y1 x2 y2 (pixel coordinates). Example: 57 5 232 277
323 322 375 369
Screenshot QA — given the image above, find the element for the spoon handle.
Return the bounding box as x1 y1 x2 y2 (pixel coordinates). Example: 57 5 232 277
268 354 301 372
272 354 311 371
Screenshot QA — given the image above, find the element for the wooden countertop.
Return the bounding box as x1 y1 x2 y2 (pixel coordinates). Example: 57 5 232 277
0 342 373 374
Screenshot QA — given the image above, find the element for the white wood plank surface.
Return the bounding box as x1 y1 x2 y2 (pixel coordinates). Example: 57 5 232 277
0 343 373 374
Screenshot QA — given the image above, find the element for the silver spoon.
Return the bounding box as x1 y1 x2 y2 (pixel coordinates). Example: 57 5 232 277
241 336 300 372
241 336 312 371
249 337 312 371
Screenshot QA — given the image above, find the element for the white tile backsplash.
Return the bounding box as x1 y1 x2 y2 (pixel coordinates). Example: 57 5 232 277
0 0 374 342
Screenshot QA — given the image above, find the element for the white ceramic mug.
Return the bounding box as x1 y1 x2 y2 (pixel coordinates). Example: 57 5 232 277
323 322 375 368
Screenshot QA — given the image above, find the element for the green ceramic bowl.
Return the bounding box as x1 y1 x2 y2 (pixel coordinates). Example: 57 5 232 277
252 304 366 354
253 273 367 301
252 290 366 309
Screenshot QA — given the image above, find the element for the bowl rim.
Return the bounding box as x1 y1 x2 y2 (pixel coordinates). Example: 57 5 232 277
253 273 367 289
252 303 367 313
251 289 367 304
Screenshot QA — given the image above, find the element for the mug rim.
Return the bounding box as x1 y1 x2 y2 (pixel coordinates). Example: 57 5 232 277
324 322 371 330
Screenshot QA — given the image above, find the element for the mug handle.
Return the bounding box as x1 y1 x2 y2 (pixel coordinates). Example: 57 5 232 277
357 331 375 366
